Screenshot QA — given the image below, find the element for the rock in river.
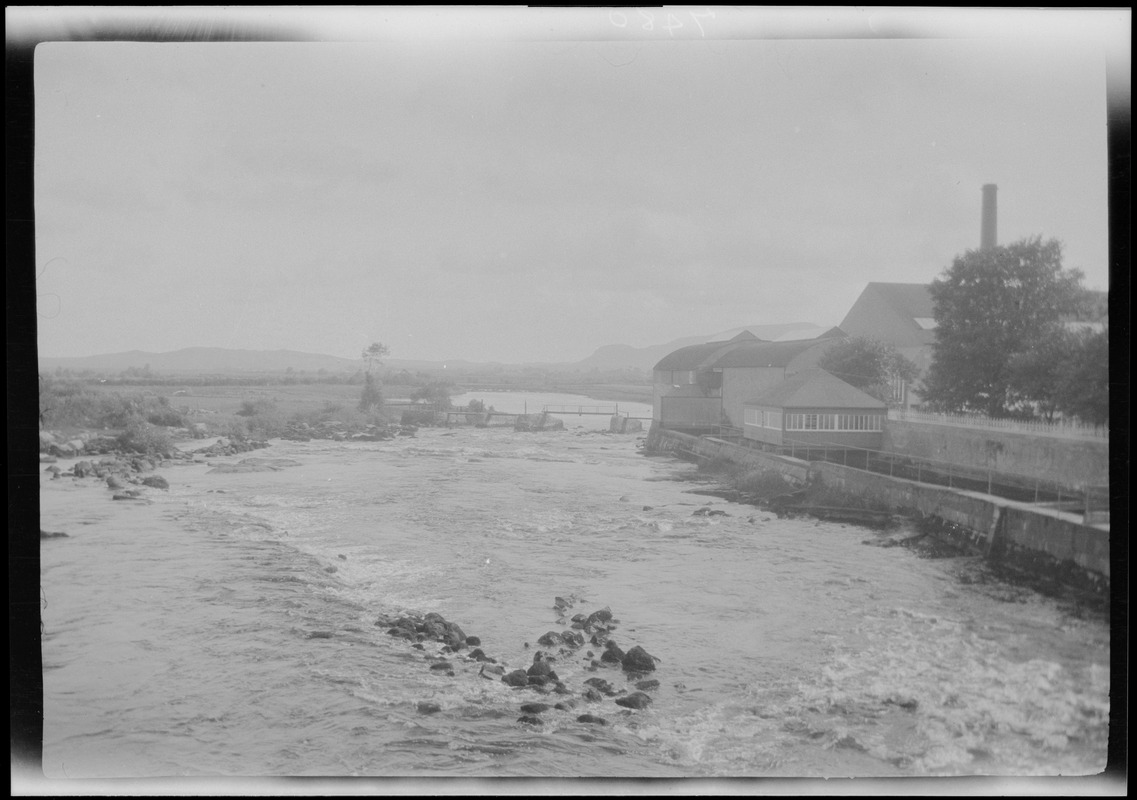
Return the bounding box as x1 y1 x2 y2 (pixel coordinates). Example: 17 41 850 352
502 669 529 687
622 645 657 673
577 714 608 725
615 692 653 710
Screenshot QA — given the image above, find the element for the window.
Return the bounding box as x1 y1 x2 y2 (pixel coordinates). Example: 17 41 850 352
786 413 882 431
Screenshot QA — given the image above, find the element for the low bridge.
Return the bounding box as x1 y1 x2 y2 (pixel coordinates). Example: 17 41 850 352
543 404 652 421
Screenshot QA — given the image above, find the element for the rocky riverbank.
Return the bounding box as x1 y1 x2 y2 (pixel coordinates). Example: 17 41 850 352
38 428 275 513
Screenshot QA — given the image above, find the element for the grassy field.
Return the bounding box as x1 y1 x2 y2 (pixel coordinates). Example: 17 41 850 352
41 379 652 444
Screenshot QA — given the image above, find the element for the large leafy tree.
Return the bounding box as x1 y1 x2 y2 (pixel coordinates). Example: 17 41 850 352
921 236 1085 417
1054 327 1109 426
1005 329 1079 421
818 336 919 405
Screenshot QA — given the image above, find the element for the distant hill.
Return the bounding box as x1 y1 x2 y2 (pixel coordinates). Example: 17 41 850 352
38 324 823 375
36 347 550 375
38 348 363 374
572 322 821 371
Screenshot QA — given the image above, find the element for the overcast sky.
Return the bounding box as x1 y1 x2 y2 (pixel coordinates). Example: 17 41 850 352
31 8 1122 365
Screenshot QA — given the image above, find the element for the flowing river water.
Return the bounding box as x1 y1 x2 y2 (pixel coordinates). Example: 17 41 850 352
38 392 1110 784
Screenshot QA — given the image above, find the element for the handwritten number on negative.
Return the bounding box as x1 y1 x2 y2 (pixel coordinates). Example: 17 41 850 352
609 9 714 37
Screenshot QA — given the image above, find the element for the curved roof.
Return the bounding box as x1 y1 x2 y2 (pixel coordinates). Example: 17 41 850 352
653 340 746 371
712 338 831 368
654 332 841 372
745 368 886 410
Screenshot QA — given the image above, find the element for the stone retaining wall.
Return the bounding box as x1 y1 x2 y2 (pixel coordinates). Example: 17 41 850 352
882 419 1109 488
647 425 1109 594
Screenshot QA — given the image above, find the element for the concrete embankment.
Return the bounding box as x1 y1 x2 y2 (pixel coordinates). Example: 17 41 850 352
645 425 1109 596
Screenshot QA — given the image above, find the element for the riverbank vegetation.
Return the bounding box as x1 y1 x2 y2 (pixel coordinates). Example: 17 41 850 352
38 373 642 448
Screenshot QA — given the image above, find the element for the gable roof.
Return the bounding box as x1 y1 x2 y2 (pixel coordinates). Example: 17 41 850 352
744 368 886 410
861 282 934 319
839 282 936 349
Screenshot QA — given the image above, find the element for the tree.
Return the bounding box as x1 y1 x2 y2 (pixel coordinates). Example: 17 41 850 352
410 381 453 410
362 342 390 373
920 236 1085 417
1054 327 1109 426
1005 329 1078 421
359 342 389 412
818 336 919 405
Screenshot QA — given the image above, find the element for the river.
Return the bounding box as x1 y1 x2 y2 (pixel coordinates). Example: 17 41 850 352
37 392 1111 786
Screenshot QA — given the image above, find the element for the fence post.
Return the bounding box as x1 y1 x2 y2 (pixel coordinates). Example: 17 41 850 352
1034 479 1039 503
987 469 992 496
948 463 952 488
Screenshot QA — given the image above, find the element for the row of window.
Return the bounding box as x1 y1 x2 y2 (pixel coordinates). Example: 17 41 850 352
744 409 884 432
787 413 883 431
744 408 782 429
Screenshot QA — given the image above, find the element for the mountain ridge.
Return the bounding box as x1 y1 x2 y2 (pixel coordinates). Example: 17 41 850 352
37 323 823 374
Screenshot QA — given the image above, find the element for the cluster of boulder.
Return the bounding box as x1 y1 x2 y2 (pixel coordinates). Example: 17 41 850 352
375 595 660 728
279 420 418 442
41 430 139 459
42 453 172 502
39 429 270 462
189 437 272 457
39 429 279 507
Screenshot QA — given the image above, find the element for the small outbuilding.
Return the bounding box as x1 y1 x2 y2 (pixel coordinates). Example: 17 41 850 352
742 368 887 451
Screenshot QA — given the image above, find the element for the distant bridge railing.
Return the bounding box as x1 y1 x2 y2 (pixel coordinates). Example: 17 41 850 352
888 409 1108 440
542 404 652 420
543 404 618 416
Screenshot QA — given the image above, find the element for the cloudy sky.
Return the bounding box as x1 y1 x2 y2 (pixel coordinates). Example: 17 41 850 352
31 8 1122 364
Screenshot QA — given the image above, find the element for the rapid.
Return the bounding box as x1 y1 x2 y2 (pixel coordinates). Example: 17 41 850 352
39 392 1110 780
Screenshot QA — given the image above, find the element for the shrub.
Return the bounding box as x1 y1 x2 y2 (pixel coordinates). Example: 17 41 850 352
144 396 186 427
39 377 188 431
117 418 176 455
359 372 383 412
237 398 278 417
214 416 250 440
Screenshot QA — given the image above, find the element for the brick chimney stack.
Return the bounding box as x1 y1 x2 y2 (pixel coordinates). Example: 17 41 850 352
980 183 998 250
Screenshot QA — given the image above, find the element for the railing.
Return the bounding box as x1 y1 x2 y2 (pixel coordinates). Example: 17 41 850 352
768 435 1109 526
709 436 1109 525
889 409 1108 440
713 425 744 440
543 404 625 416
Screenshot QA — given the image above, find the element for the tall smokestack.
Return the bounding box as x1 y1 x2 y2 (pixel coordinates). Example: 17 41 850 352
980 183 998 250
